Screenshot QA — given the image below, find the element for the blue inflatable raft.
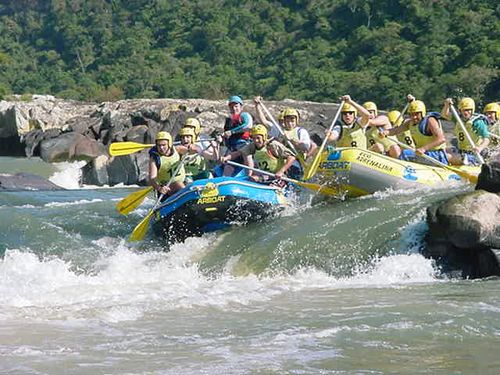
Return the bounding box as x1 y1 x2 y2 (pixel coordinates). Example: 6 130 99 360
151 174 288 242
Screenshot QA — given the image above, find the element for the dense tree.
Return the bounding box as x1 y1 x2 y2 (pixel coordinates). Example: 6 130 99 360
0 0 498 110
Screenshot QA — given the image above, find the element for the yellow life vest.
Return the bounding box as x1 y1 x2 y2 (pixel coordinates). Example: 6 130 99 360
490 121 500 146
282 127 307 158
254 145 283 173
396 130 415 147
454 115 486 151
409 114 446 151
157 148 186 184
337 121 367 149
365 127 397 151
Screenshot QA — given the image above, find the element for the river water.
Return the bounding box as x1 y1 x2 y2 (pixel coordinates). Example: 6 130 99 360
0 157 498 374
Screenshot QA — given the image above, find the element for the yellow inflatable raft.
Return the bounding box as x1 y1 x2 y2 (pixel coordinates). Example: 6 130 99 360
314 147 480 197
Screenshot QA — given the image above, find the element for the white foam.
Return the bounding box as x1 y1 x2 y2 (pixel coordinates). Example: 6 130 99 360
49 161 87 189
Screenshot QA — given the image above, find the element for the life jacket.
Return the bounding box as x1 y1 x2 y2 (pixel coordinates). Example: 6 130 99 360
454 113 489 151
149 146 185 184
409 112 445 150
224 112 252 149
254 142 284 173
489 120 500 146
336 119 367 149
183 153 207 177
282 126 308 158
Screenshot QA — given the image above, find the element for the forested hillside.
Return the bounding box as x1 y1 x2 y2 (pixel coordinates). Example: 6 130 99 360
0 0 498 109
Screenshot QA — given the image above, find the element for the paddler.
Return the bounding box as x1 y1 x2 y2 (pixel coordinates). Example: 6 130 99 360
483 102 500 147
220 124 296 183
363 101 401 158
382 95 449 165
177 127 218 183
148 131 195 198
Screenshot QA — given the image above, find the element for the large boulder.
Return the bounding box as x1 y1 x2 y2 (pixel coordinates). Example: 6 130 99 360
476 151 500 193
424 190 500 278
40 132 106 163
0 172 63 191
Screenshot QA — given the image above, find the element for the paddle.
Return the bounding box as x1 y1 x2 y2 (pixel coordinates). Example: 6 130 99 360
449 104 485 164
116 186 154 215
387 137 478 184
129 153 189 242
258 101 306 168
225 160 340 196
109 139 214 157
302 100 345 180
109 141 154 156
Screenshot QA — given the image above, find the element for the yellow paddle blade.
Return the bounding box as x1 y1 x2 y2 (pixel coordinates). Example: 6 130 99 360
449 166 479 184
116 186 154 215
303 154 322 180
109 141 153 156
296 180 340 196
129 210 155 242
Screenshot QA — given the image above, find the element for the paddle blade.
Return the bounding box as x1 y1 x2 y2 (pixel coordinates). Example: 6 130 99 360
109 142 153 156
296 180 340 196
455 169 478 184
303 156 321 180
129 210 154 242
116 186 153 215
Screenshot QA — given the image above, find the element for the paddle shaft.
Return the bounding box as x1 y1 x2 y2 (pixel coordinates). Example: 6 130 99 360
449 104 485 164
259 102 301 157
226 160 295 183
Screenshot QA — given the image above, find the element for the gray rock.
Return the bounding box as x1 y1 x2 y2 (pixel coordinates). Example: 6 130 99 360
476 151 500 193
40 132 106 163
0 172 63 191
424 190 500 278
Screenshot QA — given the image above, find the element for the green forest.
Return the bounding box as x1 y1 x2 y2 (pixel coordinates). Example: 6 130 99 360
0 0 498 110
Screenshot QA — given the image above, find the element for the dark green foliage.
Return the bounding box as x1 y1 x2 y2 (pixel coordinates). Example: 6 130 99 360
0 0 498 109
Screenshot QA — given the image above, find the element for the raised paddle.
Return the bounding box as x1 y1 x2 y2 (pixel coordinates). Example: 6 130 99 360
116 186 154 215
303 100 345 180
225 160 340 196
387 137 478 184
449 104 485 164
258 101 307 168
129 153 189 242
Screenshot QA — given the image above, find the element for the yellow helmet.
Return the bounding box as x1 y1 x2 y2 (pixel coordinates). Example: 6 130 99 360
341 103 357 117
184 118 201 135
362 101 378 116
179 127 196 138
458 97 475 113
388 110 403 126
484 102 500 118
156 131 172 145
408 100 426 116
282 107 300 121
278 110 285 121
251 124 268 141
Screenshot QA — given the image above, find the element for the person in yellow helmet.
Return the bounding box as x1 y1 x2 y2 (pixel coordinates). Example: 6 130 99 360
183 118 202 141
149 131 190 198
483 102 500 147
388 110 415 148
383 95 448 165
326 95 371 148
442 97 490 165
220 124 296 183
177 127 218 183
362 101 402 158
